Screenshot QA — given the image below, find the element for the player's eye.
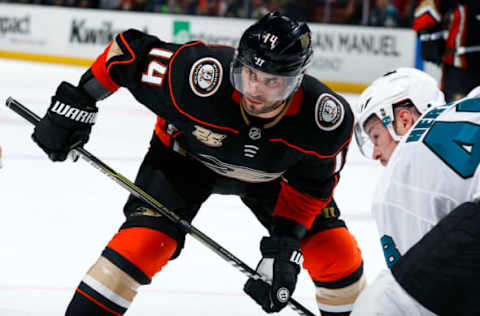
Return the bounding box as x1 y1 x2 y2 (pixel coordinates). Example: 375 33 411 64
265 78 280 87
248 69 257 81
368 131 378 144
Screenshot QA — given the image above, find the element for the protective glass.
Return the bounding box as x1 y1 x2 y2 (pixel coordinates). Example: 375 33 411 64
230 59 303 103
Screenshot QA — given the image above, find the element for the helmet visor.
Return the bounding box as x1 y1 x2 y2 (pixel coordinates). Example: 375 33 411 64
231 59 302 103
354 121 374 159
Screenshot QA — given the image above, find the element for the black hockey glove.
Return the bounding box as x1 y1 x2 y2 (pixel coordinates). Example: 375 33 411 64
32 81 98 162
244 236 303 313
418 26 447 65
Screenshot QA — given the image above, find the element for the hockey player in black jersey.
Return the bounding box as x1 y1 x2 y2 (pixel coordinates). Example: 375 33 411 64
32 12 365 315
414 0 480 102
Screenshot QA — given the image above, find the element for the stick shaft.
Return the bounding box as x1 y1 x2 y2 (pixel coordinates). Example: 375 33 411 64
5 97 316 316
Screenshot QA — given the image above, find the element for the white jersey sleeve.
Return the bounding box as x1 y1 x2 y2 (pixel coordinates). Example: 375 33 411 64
373 98 480 268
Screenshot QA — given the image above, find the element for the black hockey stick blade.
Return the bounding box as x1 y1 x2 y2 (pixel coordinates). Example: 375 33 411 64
5 96 317 316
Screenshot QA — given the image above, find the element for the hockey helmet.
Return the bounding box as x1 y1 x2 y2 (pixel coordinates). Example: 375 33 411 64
354 67 445 159
230 12 313 102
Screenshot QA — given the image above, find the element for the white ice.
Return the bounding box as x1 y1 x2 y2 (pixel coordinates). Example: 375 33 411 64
0 59 385 316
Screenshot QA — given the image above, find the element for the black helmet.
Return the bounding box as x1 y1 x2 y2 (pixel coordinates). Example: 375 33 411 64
230 12 313 103
235 12 313 77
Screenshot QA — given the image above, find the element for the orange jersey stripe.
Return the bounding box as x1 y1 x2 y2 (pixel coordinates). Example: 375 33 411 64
91 41 120 93
107 32 136 72
274 180 334 228
154 116 172 147
268 138 350 159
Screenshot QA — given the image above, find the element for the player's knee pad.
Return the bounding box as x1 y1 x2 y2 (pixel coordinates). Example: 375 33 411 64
106 226 178 280
121 205 187 260
301 227 366 313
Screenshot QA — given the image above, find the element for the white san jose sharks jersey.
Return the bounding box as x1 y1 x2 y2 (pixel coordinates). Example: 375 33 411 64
373 97 480 269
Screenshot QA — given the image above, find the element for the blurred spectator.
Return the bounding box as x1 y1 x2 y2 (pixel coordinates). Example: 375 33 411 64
145 0 168 12
281 0 310 21
250 0 269 19
369 0 398 27
77 0 98 7
343 0 363 24
166 0 185 14
98 0 124 9
215 0 230 15
181 0 200 14
1 0 415 28
265 0 285 13
132 0 148 11
195 0 209 14
311 0 357 24
222 0 245 17
393 0 412 26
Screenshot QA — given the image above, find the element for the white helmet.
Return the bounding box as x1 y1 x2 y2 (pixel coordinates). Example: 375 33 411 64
354 67 445 159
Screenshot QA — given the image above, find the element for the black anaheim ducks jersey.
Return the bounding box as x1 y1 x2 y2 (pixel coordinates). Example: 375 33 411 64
89 29 354 228
414 0 480 69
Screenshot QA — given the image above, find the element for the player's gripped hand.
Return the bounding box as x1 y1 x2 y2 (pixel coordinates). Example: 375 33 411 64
244 236 303 313
32 81 98 162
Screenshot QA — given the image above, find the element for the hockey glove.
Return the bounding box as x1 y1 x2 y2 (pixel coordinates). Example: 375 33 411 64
244 236 303 313
32 81 98 162
418 26 447 65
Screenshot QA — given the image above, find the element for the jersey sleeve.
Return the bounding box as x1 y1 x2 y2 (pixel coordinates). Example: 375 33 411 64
413 0 457 30
273 143 350 229
273 91 354 229
85 29 182 115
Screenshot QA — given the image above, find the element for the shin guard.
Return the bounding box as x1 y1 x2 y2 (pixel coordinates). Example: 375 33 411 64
301 227 365 315
66 227 177 315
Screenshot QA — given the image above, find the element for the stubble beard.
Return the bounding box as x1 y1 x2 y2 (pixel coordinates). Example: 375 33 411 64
243 99 285 116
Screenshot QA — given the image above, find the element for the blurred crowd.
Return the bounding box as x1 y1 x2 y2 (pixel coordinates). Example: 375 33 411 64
1 0 414 27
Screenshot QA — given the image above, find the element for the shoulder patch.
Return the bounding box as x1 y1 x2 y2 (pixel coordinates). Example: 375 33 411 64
189 57 223 97
315 93 345 131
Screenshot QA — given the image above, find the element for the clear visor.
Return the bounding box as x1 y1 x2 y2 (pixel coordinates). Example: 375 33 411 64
354 121 374 159
231 60 302 103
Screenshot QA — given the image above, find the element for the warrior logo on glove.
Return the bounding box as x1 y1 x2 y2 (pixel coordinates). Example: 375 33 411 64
50 100 97 124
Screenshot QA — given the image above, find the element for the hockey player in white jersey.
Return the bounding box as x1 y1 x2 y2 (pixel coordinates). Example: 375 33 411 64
351 67 480 315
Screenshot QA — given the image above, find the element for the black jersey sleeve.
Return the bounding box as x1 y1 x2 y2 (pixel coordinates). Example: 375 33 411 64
273 141 350 229
272 80 354 229
413 0 457 31
86 29 183 116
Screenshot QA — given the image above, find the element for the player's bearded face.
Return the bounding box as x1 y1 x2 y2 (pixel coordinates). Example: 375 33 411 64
364 116 399 166
240 67 287 116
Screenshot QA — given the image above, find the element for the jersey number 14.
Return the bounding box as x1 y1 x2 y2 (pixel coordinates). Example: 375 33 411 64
141 48 174 86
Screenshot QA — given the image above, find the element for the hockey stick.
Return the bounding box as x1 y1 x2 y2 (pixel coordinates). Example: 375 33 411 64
6 97 316 316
